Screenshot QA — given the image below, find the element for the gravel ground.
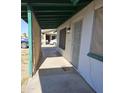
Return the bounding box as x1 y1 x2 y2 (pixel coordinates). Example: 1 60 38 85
21 49 29 93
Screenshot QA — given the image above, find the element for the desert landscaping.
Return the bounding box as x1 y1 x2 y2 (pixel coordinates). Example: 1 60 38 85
21 49 29 93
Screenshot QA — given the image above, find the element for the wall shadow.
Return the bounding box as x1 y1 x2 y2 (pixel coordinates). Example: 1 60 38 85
42 47 62 57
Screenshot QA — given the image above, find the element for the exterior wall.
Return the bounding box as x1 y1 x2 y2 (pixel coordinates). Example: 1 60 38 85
57 0 103 93
71 20 82 68
32 13 42 73
57 25 73 62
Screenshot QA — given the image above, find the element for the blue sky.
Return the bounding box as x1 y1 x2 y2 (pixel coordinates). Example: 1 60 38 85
21 19 28 35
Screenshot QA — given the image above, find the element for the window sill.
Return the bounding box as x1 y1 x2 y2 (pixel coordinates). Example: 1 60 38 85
87 52 103 62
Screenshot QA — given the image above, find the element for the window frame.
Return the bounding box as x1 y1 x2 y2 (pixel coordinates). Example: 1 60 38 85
59 28 66 50
87 7 103 62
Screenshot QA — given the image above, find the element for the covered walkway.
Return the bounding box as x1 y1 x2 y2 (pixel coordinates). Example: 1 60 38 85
26 47 95 93
21 0 103 93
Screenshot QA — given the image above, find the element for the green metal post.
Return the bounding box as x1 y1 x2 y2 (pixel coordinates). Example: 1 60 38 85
27 6 33 77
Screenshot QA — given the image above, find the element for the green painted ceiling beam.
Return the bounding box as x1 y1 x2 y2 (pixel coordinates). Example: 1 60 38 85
40 26 60 28
39 21 67 23
21 0 93 29
37 17 68 19
21 0 72 3
40 24 60 26
21 16 71 20
22 10 74 13
40 23 60 25
39 20 63 22
21 13 73 17
22 15 71 18
70 0 80 5
40 22 65 24
40 22 63 24
29 7 75 10
22 18 69 21
21 5 76 10
39 21 65 24
22 16 69 22
22 17 69 19
34 12 74 15
22 3 73 7
39 21 63 25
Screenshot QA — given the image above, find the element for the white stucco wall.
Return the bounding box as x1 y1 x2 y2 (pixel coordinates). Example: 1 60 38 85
57 0 103 93
57 21 73 62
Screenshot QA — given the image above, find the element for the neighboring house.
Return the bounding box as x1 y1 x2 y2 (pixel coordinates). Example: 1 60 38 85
41 29 57 46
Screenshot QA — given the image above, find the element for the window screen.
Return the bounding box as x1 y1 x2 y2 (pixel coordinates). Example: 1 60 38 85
89 7 103 59
59 28 66 49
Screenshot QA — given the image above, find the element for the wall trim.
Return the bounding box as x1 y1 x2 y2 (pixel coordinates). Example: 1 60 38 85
87 52 103 62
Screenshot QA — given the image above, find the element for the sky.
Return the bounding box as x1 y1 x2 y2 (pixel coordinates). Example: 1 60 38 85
21 19 28 35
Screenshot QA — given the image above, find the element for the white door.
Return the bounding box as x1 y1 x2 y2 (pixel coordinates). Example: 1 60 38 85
71 20 83 69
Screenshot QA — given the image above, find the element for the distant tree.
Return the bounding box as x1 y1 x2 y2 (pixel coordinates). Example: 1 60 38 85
21 33 28 38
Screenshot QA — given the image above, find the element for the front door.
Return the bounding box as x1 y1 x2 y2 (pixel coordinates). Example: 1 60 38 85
71 20 82 69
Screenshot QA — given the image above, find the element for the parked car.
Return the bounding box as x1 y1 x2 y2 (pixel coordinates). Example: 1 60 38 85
50 39 57 45
21 38 28 48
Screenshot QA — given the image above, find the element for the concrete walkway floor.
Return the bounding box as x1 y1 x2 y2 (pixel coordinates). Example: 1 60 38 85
26 47 95 93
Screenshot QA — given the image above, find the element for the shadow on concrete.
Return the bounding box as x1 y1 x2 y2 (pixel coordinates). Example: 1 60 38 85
40 47 62 64
36 47 96 93
38 67 96 93
42 47 62 57
34 47 62 75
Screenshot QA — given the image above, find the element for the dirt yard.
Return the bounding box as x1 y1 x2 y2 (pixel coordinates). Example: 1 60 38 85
21 49 29 93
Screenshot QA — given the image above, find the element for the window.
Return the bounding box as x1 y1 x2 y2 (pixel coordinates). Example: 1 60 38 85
88 7 103 61
59 28 66 49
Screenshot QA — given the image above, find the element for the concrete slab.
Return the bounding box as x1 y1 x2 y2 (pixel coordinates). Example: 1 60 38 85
26 47 95 93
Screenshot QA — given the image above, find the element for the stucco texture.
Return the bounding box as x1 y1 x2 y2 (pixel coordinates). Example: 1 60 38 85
32 13 42 74
57 0 103 93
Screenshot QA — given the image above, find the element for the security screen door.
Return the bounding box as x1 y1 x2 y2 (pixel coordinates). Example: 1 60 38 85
71 20 82 69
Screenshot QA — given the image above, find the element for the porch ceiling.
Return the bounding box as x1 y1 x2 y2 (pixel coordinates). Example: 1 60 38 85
21 0 92 29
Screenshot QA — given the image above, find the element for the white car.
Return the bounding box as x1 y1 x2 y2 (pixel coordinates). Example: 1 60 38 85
50 39 57 45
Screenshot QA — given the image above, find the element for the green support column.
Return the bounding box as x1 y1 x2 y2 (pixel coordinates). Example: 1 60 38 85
27 6 33 77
